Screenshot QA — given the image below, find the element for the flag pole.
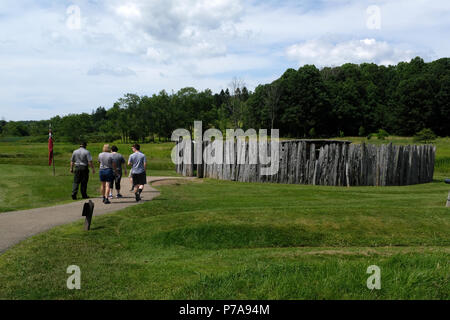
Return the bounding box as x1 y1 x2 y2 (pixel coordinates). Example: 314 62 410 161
52 149 56 177
49 124 55 176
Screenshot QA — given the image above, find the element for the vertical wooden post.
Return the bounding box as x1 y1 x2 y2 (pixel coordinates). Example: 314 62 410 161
446 191 450 208
52 156 56 177
49 124 55 176
82 200 95 231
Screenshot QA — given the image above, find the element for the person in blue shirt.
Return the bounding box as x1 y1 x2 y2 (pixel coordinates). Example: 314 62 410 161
128 144 147 202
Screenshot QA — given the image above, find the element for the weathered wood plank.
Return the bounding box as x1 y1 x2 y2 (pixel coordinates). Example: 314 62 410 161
177 139 436 187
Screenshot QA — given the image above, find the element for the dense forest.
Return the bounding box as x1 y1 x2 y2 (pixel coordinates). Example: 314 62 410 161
1 57 449 142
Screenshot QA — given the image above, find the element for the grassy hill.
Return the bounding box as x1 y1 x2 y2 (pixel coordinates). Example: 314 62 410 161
0 137 448 299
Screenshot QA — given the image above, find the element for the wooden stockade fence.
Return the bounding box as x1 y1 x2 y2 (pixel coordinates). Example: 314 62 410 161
175 140 436 187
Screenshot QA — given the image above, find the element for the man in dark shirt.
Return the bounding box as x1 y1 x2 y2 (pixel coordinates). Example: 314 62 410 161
70 142 95 200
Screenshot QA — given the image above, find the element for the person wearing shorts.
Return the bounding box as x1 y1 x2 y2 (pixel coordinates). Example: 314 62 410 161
128 143 147 202
109 145 127 198
98 144 117 204
128 169 134 191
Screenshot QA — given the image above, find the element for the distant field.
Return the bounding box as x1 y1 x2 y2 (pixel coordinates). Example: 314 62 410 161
0 141 177 212
0 137 448 175
0 137 449 212
0 164 99 212
0 141 176 171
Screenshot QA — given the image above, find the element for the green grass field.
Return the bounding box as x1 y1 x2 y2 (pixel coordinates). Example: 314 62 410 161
0 142 177 212
0 141 176 171
0 137 449 299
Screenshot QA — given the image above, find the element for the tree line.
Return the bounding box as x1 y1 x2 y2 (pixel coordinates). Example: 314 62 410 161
1 57 449 142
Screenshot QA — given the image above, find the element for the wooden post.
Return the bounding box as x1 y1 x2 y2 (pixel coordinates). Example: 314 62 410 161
49 125 55 177
82 200 95 231
446 191 450 208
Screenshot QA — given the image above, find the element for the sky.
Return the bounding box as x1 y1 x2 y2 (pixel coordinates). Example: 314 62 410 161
0 0 449 121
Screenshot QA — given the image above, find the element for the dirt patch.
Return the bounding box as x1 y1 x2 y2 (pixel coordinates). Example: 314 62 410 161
266 246 450 258
152 180 188 187
268 249 374 258
150 177 202 187
302 249 376 256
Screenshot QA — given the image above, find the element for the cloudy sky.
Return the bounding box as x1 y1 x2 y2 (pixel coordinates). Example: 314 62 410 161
1 0 449 120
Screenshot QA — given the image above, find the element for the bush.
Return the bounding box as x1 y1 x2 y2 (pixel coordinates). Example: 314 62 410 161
339 130 345 138
376 129 389 140
413 128 437 144
358 126 366 137
84 133 122 143
0 136 26 143
308 128 316 138
1 122 29 137
22 135 50 143
48 133 122 143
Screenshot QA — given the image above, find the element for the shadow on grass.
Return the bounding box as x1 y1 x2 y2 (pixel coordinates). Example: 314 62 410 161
90 226 106 231
150 224 326 250
109 200 151 204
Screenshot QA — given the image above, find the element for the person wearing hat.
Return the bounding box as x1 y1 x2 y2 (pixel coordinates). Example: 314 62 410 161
70 142 95 200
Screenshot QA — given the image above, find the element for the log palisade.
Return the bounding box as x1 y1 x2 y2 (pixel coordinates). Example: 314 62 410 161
175 140 435 187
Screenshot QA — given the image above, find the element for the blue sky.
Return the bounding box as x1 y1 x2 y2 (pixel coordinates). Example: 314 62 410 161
1 0 449 120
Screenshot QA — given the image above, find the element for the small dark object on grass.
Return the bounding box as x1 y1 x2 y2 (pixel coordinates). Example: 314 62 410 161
445 179 450 184
82 200 95 231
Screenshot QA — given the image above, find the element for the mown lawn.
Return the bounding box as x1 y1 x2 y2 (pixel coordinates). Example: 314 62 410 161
0 164 100 212
0 142 177 212
0 178 448 299
0 137 448 299
0 141 176 171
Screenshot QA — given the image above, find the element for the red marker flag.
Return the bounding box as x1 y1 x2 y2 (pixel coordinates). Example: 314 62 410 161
48 129 54 166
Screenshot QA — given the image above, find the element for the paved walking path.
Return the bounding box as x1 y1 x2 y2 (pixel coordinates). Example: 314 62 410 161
0 176 196 254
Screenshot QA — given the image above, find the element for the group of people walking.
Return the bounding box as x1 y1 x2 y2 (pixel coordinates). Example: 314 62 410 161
70 142 147 204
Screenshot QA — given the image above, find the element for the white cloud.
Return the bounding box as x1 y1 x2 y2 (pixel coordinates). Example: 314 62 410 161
115 4 141 19
109 0 243 44
286 38 418 67
145 47 167 63
0 0 449 120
